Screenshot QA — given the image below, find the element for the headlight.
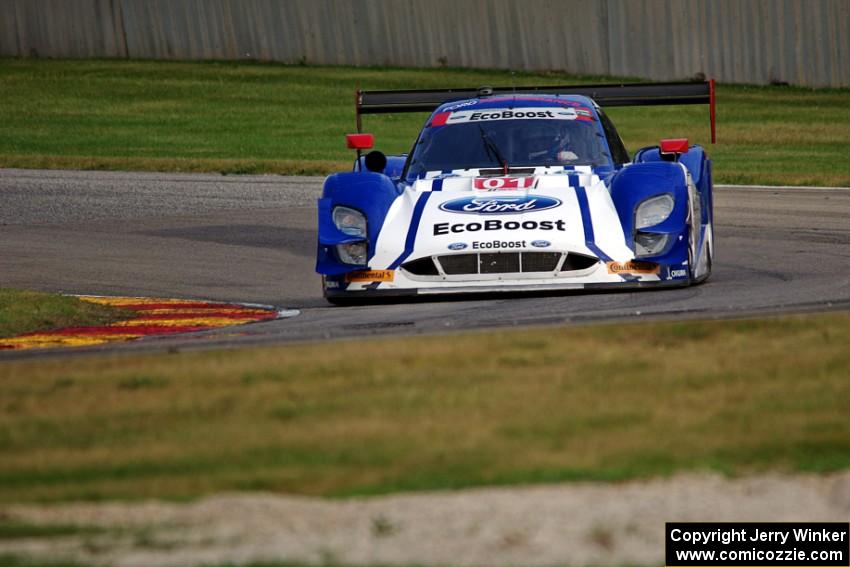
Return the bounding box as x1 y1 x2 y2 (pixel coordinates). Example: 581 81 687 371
333 206 367 237
634 232 670 256
336 242 368 265
635 194 674 229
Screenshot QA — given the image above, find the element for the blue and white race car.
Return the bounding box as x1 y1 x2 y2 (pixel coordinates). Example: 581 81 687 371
316 81 716 302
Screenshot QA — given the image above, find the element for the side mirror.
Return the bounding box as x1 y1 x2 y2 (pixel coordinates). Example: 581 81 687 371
659 138 689 161
346 133 374 150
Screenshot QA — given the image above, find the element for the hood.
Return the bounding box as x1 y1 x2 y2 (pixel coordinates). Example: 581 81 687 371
370 167 634 269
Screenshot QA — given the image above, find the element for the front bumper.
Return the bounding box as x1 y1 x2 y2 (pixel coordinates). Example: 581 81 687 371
323 258 692 301
324 277 690 300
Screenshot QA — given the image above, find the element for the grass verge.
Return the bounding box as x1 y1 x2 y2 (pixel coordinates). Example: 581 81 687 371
0 522 104 540
0 289 133 339
0 556 87 567
0 311 848 502
1 58 849 186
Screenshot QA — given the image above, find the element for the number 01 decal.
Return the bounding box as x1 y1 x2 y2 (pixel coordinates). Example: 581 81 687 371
473 177 534 191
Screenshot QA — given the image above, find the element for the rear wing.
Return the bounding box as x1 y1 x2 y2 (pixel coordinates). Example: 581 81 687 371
356 80 716 143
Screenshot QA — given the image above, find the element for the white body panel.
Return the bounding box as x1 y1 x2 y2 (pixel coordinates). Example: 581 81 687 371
344 167 657 293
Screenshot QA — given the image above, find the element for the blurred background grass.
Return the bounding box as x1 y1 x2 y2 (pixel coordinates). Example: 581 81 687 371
1 59 848 185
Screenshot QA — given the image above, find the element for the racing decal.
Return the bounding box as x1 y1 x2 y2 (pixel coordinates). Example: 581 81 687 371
571 181 613 263
324 275 351 291
420 165 584 181
667 267 688 279
345 270 395 282
388 192 433 269
606 261 660 275
472 240 528 250
465 97 597 113
430 112 451 126
473 176 534 190
434 219 566 235
434 107 577 126
0 296 281 351
439 196 561 215
574 108 595 122
448 242 468 250
442 100 480 112
531 240 552 248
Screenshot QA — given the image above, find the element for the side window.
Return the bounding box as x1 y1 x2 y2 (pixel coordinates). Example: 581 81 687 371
597 109 630 165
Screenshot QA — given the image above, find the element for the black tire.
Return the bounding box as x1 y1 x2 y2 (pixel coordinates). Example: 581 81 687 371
697 225 714 284
688 235 696 284
690 224 713 285
324 296 358 306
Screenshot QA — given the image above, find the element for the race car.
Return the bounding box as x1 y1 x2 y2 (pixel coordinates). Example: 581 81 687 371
316 81 716 302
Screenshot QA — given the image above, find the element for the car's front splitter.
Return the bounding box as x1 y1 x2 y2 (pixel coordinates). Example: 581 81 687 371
324 277 690 301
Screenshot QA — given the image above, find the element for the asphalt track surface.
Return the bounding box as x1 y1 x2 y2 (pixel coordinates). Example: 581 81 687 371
2 168 850 357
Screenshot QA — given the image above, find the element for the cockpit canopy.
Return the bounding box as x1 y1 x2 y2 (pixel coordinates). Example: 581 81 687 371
405 97 616 178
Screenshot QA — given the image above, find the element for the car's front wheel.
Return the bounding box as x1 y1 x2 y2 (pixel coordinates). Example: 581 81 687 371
689 223 713 284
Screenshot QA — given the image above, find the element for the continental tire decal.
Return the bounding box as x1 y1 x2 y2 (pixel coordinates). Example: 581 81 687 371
345 270 395 282
607 261 660 275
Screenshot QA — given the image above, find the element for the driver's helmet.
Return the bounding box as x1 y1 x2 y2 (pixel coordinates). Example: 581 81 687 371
522 122 566 160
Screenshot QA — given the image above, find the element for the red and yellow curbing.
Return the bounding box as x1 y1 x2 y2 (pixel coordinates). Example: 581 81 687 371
0 296 281 351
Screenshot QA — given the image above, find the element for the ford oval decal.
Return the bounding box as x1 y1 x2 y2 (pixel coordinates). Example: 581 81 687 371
438 196 562 215
448 242 468 251
531 240 551 248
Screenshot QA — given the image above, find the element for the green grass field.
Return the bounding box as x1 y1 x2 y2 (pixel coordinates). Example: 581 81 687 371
0 289 132 339
1 311 848 503
1 59 849 186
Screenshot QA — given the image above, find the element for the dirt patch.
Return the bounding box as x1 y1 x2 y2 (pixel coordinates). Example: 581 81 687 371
3 471 850 566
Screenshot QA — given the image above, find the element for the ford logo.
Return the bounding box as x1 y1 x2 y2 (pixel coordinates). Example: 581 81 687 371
448 242 468 251
438 196 562 215
531 240 551 248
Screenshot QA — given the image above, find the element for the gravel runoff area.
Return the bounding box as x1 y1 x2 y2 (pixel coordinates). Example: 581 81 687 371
3 472 849 567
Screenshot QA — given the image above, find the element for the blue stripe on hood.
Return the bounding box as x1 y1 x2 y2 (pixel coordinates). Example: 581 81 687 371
388 192 432 269
570 177 613 263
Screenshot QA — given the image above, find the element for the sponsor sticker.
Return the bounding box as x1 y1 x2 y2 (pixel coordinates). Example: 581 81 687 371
607 261 660 275
440 107 577 125
345 270 395 282
439 196 562 215
434 218 566 236
574 108 595 122
531 240 551 248
472 240 527 250
473 176 534 191
669 268 688 278
442 100 479 112
448 242 468 251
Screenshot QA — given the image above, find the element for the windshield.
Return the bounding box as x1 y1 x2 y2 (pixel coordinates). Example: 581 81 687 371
406 108 612 178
